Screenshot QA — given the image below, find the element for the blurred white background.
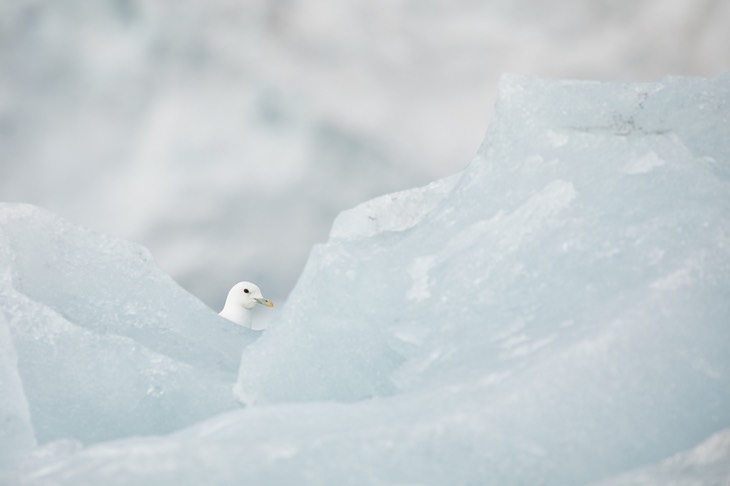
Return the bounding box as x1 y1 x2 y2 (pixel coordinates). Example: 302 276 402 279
1 0 728 308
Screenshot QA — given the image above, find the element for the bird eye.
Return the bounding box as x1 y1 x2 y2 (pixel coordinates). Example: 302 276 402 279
243 289 250 294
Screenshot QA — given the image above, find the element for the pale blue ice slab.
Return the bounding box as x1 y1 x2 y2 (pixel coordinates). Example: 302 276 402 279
8 73 730 484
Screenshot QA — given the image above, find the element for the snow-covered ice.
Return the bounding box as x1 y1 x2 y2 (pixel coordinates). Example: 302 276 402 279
2 73 730 484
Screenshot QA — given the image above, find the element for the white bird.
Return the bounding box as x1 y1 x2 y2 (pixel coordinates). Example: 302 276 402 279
218 281 274 328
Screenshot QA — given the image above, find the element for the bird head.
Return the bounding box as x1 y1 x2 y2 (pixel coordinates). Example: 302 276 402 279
226 281 274 310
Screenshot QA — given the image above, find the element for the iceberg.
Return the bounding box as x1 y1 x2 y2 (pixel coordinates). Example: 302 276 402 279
4 73 730 484
0 204 259 446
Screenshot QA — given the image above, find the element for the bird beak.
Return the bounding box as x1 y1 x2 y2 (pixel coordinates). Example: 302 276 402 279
255 297 274 308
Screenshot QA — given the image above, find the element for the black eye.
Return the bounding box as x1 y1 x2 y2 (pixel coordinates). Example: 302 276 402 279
243 288 249 294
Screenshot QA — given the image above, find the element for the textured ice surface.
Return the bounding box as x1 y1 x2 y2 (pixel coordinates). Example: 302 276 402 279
0 312 35 470
8 73 730 484
329 174 461 240
0 204 258 447
597 428 730 485
236 73 730 407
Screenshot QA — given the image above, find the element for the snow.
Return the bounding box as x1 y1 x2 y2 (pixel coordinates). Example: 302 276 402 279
3 73 730 484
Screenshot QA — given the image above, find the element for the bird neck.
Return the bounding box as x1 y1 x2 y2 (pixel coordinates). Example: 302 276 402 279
219 303 252 327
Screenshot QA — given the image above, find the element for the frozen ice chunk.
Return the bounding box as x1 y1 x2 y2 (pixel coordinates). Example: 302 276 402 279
329 174 461 240
0 204 258 445
13 74 730 484
0 313 35 471
232 73 730 479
